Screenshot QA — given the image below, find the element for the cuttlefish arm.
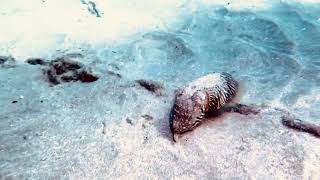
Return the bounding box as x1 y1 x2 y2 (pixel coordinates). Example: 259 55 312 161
223 104 320 138
282 114 320 137
219 103 260 115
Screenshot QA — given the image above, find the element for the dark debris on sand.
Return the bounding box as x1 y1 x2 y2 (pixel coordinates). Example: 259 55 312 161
135 79 164 95
25 55 100 85
0 56 15 68
44 57 99 85
26 58 48 66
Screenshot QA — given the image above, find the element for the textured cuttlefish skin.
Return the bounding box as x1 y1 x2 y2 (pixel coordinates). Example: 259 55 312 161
170 73 238 137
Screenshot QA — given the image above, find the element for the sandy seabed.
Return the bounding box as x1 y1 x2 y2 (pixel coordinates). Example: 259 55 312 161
0 0 320 179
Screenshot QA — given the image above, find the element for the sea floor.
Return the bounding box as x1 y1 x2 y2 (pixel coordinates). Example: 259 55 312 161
0 0 320 179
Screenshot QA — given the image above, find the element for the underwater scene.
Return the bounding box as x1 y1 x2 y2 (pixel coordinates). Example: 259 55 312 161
0 0 320 179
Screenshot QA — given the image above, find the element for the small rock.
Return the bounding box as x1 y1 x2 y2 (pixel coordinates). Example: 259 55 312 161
135 79 164 94
102 121 107 135
0 55 15 68
79 69 99 83
81 0 102 18
0 57 6 64
0 56 13 64
143 136 148 143
142 114 153 121
26 58 48 65
126 118 134 125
